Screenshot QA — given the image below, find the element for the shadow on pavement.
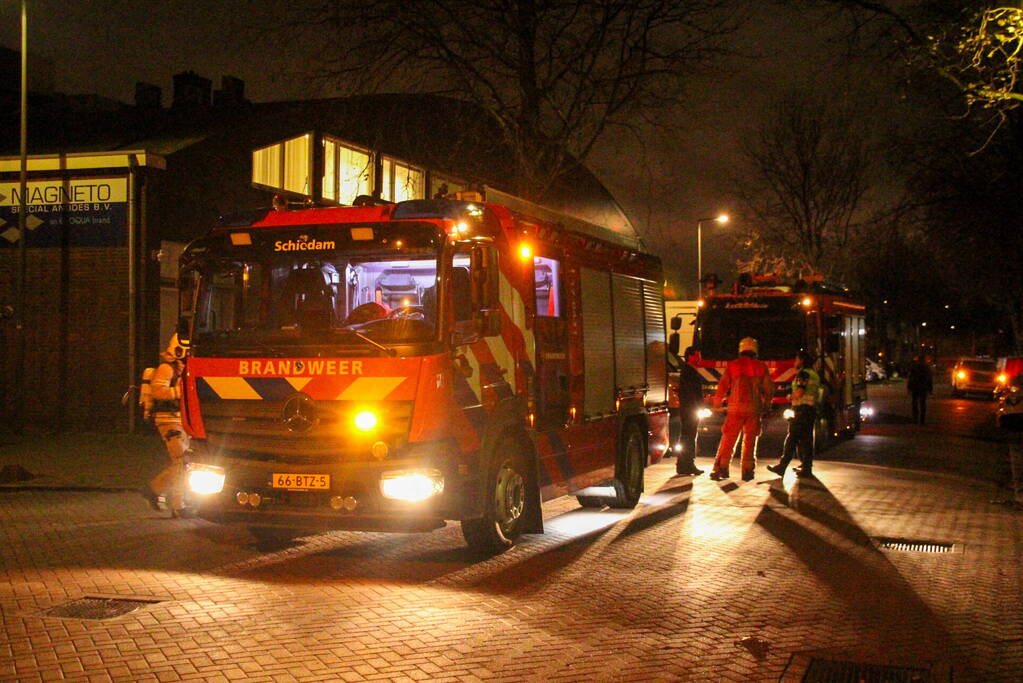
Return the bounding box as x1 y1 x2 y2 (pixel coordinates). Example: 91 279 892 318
754 479 970 676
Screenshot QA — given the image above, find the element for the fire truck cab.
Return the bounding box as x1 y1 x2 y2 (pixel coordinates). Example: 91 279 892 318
175 195 670 553
674 275 867 450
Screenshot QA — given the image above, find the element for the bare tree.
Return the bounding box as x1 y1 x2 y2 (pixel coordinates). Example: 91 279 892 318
272 0 736 200
808 1 1022 144
732 92 871 279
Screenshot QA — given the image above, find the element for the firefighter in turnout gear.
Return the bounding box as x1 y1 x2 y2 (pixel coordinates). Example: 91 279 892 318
143 335 189 516
710 337 774 481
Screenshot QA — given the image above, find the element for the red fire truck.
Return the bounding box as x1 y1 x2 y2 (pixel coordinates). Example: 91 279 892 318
671 275 867 448
175 194 670 553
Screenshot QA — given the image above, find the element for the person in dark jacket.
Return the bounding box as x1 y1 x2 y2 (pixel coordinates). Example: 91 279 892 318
671 347 705 476
906 356 933 424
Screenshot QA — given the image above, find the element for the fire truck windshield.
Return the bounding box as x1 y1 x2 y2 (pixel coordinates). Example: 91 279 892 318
697 301 804 360
188 225 443 352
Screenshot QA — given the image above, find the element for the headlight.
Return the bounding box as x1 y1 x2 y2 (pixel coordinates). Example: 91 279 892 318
860 405 875 418
354 409 378 431
956 370 967 380
782 408 795 420
186 463 226 495
380 469 444 502
696 407 713 420
998 373 1008 384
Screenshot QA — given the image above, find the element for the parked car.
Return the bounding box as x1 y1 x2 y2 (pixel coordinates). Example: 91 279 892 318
865 359 887 382
950 357 1008 398
997 373 1023 430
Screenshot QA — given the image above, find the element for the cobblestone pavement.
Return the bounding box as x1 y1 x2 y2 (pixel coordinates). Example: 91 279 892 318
1 386 1021 682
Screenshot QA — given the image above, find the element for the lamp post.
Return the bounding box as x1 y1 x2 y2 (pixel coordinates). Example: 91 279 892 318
696 214 729 291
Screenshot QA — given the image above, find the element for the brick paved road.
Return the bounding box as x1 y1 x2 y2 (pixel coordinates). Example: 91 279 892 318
1 388 1021 682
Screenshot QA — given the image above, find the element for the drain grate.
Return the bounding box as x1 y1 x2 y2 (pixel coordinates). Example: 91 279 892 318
801 657 930 682
875 537 955 553
40 596 162 620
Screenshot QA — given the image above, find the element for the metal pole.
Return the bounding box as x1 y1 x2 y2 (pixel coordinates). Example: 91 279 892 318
127 157 137 433
15 0 28 434
696 220 702 295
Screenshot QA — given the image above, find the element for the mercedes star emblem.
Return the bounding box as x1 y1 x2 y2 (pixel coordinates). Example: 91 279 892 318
282 393 318 433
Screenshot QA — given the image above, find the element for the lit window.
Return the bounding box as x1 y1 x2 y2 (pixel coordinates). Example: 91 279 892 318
252 133 312 197
381 156 425 202
320 136 373 205
322 140 336 202
252 143 282 188
283 134 310 195
338 144 372 204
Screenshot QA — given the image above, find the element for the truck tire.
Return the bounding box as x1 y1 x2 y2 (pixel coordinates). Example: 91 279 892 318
462 435 529 554
609 421 645 509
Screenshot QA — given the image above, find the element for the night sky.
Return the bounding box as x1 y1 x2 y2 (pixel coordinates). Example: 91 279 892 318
0 1 893 296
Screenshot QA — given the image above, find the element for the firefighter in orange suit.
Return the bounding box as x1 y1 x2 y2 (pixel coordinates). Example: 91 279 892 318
710 337 774 481
142 335 189 516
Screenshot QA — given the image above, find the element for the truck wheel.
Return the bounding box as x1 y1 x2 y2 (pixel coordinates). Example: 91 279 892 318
609 421 645 509
576 495 606 508
462 436 529 554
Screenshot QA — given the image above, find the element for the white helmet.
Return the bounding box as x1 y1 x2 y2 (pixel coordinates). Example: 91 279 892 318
164 334 186 360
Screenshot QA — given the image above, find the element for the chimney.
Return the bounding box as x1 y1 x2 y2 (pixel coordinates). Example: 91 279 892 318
134 82 162 109
172 70 212 108
213 75 247 107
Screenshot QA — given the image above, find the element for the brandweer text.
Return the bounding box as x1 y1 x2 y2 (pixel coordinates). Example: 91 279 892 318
238 360 363 375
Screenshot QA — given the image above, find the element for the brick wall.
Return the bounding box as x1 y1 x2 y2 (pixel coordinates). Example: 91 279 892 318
0 246 132 431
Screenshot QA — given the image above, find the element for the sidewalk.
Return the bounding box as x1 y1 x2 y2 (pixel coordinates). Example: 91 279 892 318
0 430 166 490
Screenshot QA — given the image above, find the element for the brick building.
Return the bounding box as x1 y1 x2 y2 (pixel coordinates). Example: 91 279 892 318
0 65 636 432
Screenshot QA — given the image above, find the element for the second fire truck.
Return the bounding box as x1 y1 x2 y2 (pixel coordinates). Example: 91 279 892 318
671 275 867 449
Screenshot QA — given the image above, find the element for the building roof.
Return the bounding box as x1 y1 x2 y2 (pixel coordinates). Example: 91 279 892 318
0 90 635 244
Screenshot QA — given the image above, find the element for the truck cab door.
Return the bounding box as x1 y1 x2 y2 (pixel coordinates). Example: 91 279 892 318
533 255 570 427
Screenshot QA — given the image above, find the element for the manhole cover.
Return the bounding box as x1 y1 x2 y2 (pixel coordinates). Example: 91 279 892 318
802 657 930 681
40 596 162 620
874 537 956 553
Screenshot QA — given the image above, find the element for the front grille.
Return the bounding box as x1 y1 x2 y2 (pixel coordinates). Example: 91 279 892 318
201 399 412 464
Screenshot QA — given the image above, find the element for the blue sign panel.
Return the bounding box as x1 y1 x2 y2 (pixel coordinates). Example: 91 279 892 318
0 177 128 247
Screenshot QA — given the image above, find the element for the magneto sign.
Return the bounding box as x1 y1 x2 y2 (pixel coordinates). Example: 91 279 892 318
0 177 128 247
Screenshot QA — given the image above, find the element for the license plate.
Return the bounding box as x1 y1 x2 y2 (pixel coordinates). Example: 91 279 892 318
271 473 330 490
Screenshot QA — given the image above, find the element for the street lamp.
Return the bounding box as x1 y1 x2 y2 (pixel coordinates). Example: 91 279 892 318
696 214 729 289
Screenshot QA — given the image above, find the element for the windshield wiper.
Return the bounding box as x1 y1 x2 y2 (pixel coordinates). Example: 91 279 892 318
341 329 397 357
205 331 283 357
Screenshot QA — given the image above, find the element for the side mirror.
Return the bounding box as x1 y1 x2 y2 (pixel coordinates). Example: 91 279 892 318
476 308 501 337
670 315 682 331
470 243 500 337
177 315 192 348
452 319 479 346
668 331 680 356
